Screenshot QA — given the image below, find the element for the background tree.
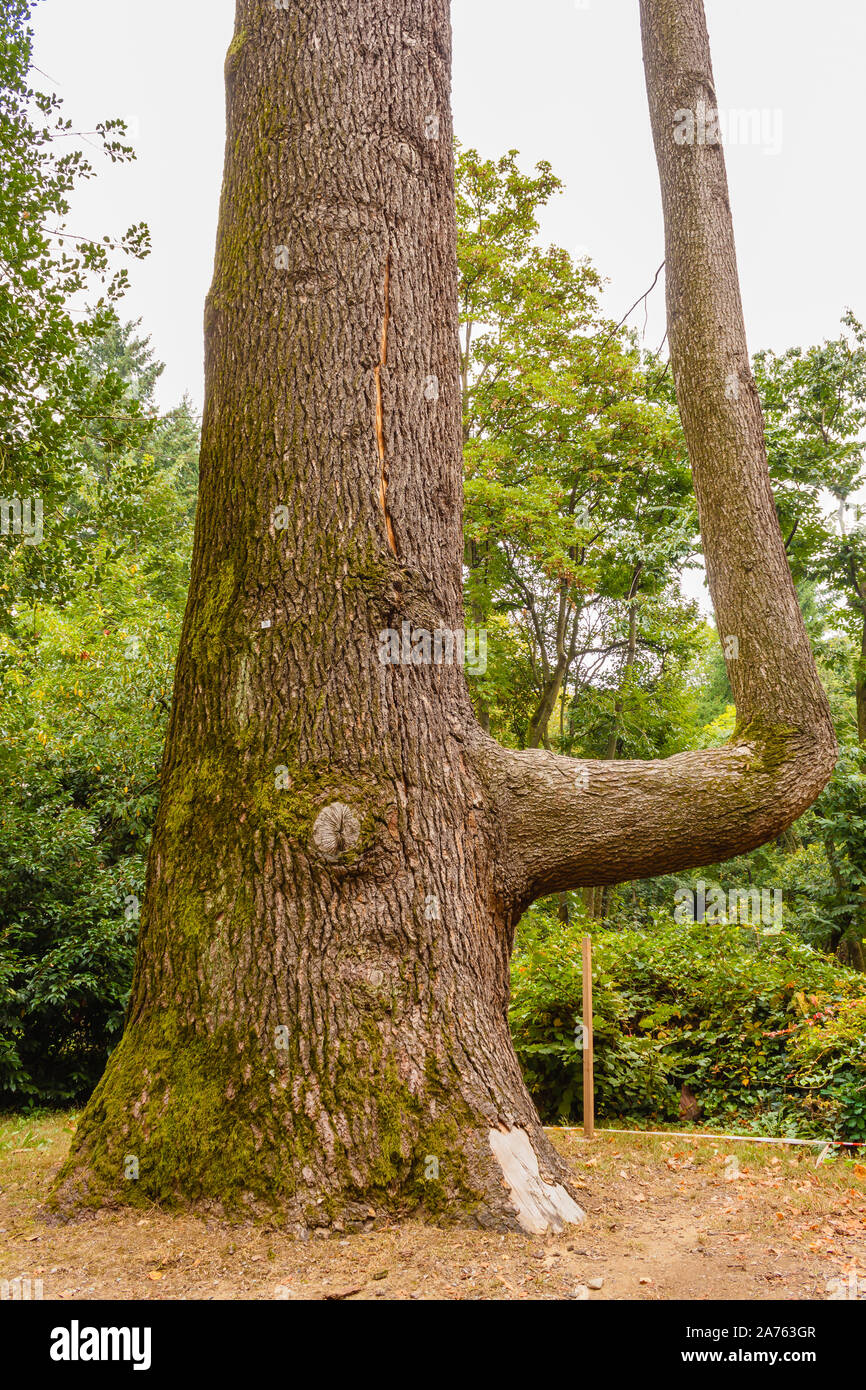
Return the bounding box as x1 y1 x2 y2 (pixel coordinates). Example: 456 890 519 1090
0 4 195 1106
0 0 150 619
458 147 700 752
756 314 866 737
0 320 198 1105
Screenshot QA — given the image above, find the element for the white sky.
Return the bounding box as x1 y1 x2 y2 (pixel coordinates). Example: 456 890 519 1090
30 0 866 416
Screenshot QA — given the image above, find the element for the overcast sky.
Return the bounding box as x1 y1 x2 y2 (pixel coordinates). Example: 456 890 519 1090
30 0 866 414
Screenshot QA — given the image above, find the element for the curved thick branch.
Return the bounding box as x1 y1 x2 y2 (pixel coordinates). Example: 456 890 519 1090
638 0 832 739
479 727 833 907
478 0 836 907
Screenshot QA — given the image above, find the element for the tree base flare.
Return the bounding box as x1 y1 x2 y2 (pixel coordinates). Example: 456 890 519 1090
48 1024 585 1235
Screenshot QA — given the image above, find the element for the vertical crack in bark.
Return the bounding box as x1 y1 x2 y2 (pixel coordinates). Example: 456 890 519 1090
375 253 399 557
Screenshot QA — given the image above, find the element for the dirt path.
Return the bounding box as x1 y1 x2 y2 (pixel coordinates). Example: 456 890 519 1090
2 1115 864 1300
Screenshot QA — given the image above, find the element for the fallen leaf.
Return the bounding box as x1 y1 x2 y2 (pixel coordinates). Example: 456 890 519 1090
497 1275 523 1298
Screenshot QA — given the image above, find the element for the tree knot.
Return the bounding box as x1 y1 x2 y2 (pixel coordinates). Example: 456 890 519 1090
311 802 362 862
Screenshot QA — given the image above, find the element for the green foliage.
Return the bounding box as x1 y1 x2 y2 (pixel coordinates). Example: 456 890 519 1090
756 317 866 754
510 906 674 1121
456 146 703 752
803 745 866 968
0 496 185 1103
0 793 142 1103
0 1 151 611
0 340 192 1103
511 908 866 1139
756 312 866 588
788 996 866 1143
0 10 194 1103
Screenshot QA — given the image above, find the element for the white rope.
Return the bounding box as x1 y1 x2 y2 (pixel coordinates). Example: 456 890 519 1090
545 1125 851 1147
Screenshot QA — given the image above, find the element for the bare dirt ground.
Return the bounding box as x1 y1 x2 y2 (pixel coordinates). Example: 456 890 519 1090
2 1113 865 1301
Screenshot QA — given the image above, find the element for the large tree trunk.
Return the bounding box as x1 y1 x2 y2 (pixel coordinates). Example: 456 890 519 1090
54 0 835 1232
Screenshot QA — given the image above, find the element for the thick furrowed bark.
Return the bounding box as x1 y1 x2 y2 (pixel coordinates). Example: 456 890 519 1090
52 0 583 1234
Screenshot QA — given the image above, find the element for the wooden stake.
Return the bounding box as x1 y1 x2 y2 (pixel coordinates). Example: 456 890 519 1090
582 935 595 1140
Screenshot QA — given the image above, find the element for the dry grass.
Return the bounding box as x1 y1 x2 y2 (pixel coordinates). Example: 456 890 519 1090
1 1113 864 1300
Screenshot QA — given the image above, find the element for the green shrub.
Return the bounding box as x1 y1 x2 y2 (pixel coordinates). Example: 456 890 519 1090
788 995 866 1142
0 584 176 1106
509 906 678 1124
0 794 142 1105
510 907 866 1138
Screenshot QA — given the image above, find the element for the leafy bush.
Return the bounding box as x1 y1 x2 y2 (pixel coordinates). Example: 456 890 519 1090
510 907 866 1138
0 803 141 1105
509 907 676 1122
788 995 866 1142
0 580 178 1105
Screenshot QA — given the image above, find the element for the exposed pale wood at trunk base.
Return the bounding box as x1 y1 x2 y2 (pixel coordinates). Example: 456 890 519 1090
53 0 835 1232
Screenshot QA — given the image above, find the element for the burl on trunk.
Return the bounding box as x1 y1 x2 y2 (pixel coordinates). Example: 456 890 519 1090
54 0 835 1232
